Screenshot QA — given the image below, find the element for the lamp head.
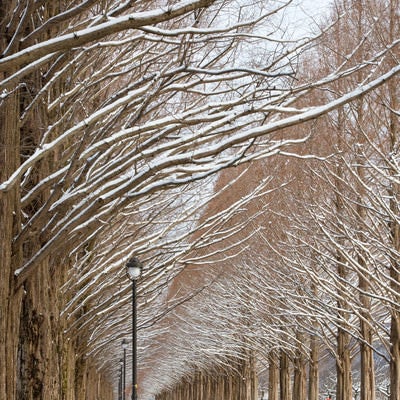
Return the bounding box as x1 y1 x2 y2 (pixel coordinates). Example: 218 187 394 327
126 257 143 281
122 338 129 349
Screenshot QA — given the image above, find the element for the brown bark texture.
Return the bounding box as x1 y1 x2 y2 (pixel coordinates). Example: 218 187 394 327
0 1 114 398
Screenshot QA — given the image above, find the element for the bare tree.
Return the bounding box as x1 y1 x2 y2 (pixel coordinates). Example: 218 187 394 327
1 0 400 399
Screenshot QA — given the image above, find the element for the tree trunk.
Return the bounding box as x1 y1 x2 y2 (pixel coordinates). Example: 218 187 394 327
293 332 307 400
239 351 257 400
334 99 352 400
308 282 319 400
390 313 400 400
336 324 352 400
358 276 375 400
351 1 376 396
17 261 62 399
335 202 353 400
308 332 319 400
268 351 279 400
387 2 400 398
279 350 291 400
0 4 23 397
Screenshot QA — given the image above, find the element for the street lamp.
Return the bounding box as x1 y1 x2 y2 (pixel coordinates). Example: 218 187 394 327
118 358 123 400
126 257 143 400
122 339 129 400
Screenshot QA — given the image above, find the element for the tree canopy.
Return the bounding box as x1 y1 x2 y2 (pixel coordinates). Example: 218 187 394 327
0 0 399 399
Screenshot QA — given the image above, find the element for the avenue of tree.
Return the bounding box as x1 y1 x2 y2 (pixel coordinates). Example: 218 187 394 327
0 0 399 399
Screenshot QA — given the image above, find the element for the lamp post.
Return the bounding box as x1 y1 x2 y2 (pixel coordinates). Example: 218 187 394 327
126 257 143 400
122 339 128 400
118 358 123 400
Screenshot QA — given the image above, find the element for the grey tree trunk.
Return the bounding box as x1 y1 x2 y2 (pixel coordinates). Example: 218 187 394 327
279 350 291 400
268 351 279 400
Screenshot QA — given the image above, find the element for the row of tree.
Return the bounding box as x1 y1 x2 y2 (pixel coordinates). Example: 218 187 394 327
143 1 400 399
0 0 399 399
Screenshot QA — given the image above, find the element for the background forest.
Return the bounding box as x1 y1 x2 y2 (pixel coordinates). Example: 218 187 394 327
0 0 400 399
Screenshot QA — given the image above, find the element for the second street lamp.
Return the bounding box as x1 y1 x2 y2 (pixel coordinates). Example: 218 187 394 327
122 339 128 400
119 358 123 400
126 257 143 400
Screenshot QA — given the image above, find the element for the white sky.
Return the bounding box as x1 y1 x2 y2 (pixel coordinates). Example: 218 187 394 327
285 0 331 37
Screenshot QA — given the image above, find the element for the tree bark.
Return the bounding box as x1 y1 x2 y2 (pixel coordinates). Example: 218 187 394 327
387 3 400 398
268 351 279 400
293 332 307 400
351 1 376 395
0 4 23 397
308 332 319 400
279 350 291 400
308 281 319 400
